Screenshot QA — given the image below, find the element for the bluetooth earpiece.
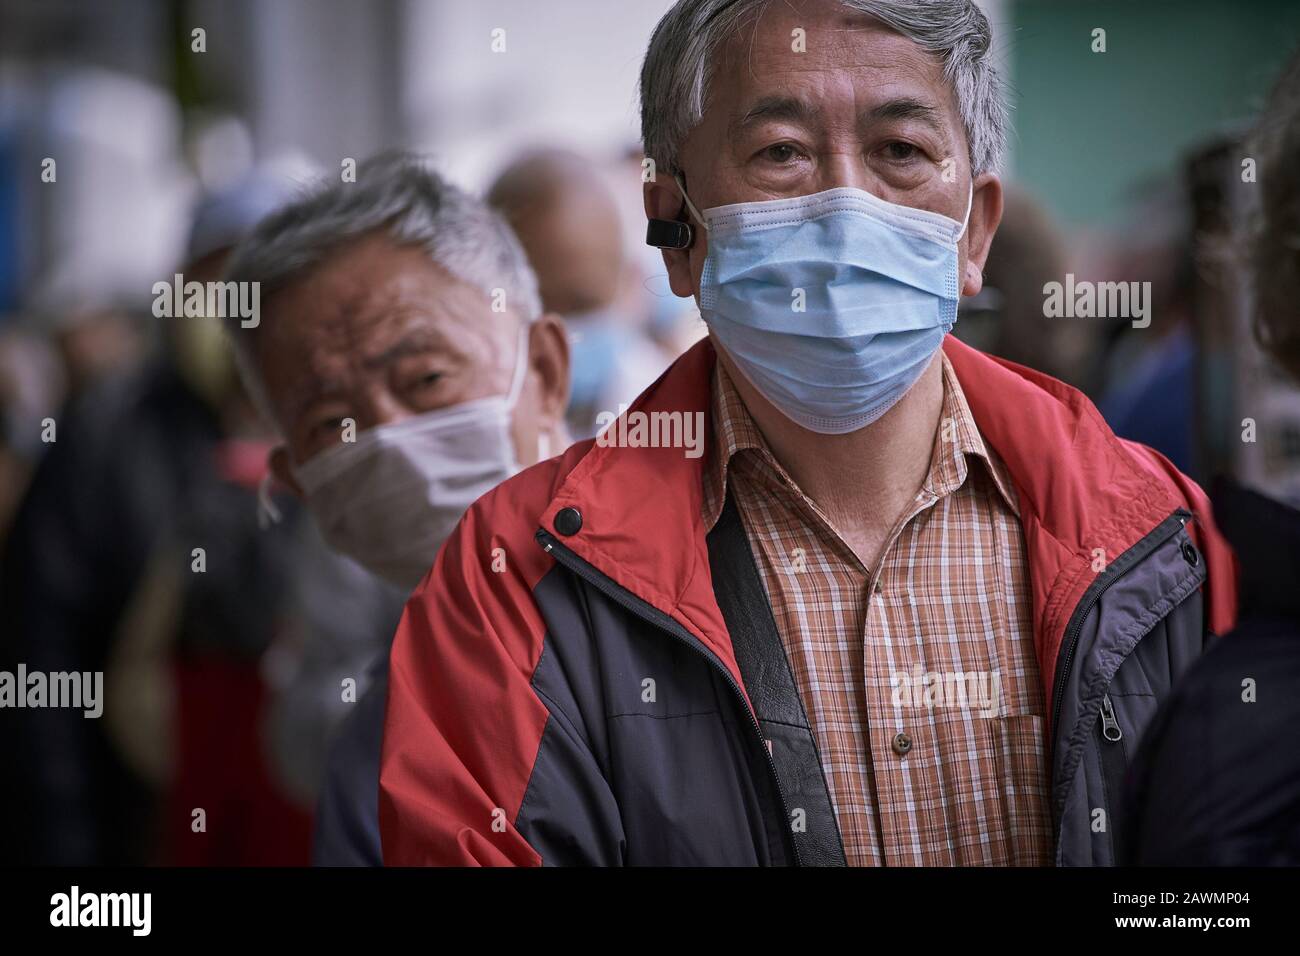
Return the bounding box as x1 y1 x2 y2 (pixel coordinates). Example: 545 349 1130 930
645 217 693 249
647 172 706 249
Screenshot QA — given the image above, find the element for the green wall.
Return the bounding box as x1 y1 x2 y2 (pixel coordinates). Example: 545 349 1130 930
1009 0 1300 227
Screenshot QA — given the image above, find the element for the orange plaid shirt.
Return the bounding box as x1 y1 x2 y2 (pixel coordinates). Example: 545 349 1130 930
703 355 1053 865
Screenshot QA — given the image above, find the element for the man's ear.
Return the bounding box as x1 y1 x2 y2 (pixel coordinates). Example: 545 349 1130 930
527 313 570 424
961 173 1004 297
269 445 303 497
644 176 697 298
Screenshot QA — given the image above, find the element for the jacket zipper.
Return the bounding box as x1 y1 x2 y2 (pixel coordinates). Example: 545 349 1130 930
1050 510 1191 753
1098 693 1123 743
1049 508 1191 848
1097 692 1127 861
537 530 802 866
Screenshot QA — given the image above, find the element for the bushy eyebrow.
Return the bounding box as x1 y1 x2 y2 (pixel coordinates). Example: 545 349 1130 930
865 97 947 136
288 326 450 421
732 95 822 133
362 326 448 370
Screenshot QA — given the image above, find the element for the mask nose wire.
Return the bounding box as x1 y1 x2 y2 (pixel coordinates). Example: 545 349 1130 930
673 173 709 232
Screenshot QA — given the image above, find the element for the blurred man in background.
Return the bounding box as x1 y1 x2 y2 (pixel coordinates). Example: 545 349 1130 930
1125 46 1300 866
955 186 1092 390
224 152 571 865
488 148 669 439
1095 185 1202 481
39 300 145 402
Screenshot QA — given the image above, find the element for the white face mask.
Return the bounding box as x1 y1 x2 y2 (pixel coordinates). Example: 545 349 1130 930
291 326 531 591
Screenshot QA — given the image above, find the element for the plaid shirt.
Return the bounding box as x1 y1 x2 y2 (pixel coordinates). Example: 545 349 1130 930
702 355 1052 865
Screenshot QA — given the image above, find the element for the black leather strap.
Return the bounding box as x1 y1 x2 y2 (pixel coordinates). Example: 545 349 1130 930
706 493 847 866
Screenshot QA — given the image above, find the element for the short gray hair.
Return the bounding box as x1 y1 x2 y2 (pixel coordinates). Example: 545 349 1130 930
224 151 540 424
640 0 1008 177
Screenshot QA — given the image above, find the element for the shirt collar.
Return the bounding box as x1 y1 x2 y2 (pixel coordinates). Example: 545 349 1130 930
928 352 1021 516
701 351 1020 532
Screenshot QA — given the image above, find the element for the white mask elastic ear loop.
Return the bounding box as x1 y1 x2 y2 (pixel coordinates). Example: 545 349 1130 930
504 322 532 410
956 181 975 242
673 173 709 232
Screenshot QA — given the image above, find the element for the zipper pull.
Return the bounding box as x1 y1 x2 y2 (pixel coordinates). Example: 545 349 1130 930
1099 692 1123 742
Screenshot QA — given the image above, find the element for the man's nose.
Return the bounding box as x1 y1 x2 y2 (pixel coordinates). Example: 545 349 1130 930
362 388 411 430
818 153 879 197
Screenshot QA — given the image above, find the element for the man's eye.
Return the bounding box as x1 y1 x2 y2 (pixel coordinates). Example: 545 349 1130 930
311 416 347 438
410 371 442 390
881 141 920 162
761 143 800 164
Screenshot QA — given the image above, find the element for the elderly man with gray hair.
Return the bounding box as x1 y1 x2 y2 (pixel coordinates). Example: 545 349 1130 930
381 0 1235 867
224 152 571 864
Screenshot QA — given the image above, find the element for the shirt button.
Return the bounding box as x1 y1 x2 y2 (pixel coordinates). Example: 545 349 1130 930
892 732 912 756
554 507 583 536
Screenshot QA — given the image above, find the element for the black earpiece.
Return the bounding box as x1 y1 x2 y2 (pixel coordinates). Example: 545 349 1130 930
646 218 693 250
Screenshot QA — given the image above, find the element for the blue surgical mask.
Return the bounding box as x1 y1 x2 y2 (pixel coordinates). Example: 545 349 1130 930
681 178 972 434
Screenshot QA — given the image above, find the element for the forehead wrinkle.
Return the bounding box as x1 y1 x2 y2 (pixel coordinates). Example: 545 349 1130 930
731 4 943 80
718 19 937 141
738 4 887 56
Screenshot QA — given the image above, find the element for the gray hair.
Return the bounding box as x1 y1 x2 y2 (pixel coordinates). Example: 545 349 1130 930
640 0 1007 177
223 151 541 425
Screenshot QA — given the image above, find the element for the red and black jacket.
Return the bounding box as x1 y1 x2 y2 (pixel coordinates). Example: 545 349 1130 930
380 337 1236 866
